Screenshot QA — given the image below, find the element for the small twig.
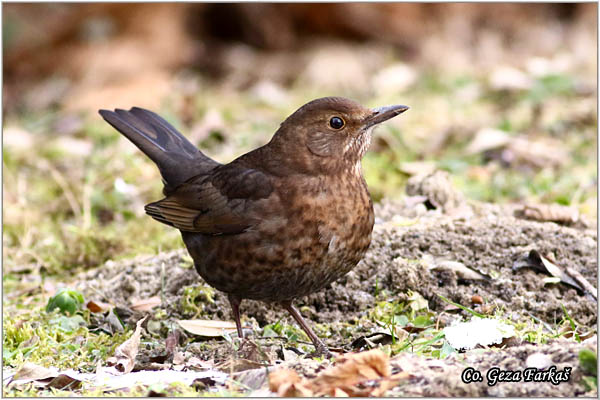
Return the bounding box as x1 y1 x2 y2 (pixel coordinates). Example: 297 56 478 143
566 267 597 300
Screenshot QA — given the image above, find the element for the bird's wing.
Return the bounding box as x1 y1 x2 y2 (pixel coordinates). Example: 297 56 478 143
144 163 273 234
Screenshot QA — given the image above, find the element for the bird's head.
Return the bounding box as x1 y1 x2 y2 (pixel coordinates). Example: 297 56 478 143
270 97 408 175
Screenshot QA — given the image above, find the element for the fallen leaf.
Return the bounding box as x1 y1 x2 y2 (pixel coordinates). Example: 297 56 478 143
12 363 58 383
443 317 515 350
425 255 491 281
46 374 82 390
312 349 390 395
9 364 84 390
8 364 227 392
268 368 313 397
268 349 407 397
111 316 147 374
513 250 584 293
516 204 581 225
177 319 237 337
86 300 112 313
466 129 567 169
130 296 161 312
565 267 597 300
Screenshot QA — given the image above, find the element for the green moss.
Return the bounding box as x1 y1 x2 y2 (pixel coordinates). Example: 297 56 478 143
180 285 216 318
3 305 131 371
262 319 310 343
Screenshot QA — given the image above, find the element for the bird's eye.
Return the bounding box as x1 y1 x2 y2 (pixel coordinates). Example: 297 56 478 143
329 116 345 130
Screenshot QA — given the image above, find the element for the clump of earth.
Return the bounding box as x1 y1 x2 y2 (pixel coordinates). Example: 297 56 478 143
77 172 597 396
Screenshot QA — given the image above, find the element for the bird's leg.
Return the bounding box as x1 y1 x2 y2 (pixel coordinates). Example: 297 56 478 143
281 300 333 358
227 294 244 339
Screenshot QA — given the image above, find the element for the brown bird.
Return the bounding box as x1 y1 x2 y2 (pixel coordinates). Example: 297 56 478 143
99 97 408 355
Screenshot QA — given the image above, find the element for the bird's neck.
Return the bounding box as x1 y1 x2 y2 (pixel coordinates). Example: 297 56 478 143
259 145 364 180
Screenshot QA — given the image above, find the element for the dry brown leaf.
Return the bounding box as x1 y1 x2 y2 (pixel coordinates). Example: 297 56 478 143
130 296 162 312
111 316 147 374
268 351 409 397
177 319 237 337
425 254 491 281
312 349 390 395
268 368 313 397
9 363 86 390
86 300 112 313
12 362 58 382
517 204 580 225
566 267 597 300
45 374 82 390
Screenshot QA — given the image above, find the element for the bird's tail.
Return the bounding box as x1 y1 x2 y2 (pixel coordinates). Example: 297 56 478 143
99 107 218 190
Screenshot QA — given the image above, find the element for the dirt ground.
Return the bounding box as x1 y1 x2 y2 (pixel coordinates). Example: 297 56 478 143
76 173 597 396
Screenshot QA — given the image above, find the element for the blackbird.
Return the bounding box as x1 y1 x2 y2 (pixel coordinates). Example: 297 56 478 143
99 97 408 355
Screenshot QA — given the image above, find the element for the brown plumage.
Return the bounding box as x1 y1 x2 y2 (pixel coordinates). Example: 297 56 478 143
99 97 408 355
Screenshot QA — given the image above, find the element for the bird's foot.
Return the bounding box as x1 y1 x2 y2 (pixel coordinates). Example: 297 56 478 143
308 340 334 359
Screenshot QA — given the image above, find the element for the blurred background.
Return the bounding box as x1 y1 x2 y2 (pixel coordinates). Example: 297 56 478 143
3 3 597 275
